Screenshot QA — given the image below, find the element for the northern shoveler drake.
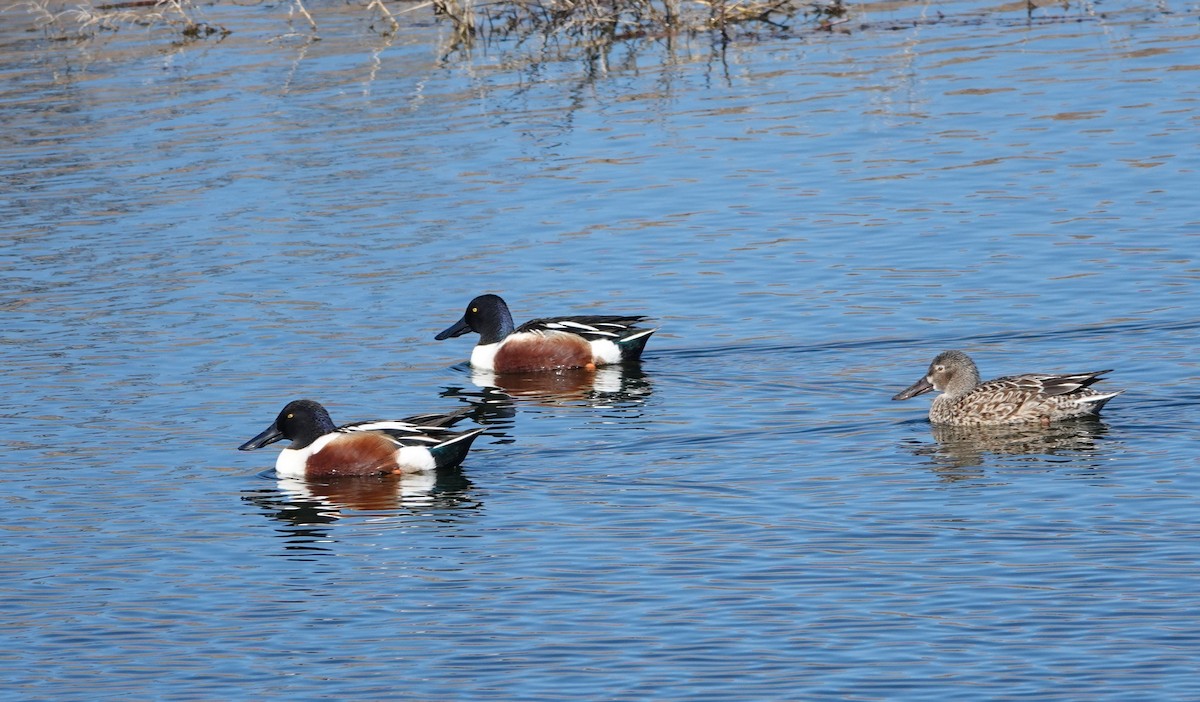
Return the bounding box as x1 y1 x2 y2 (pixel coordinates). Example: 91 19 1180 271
434 293 656 372
892 350 1121 426
238 399 485 478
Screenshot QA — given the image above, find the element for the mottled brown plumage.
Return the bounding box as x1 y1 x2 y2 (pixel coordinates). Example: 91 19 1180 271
892 350 1121 426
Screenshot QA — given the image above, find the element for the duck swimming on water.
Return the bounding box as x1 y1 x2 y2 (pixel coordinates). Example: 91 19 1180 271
892 350 1121 427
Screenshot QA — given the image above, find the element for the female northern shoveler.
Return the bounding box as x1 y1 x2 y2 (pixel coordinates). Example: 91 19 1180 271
434 293 656 373
892 350 1121 426
238 399 484 478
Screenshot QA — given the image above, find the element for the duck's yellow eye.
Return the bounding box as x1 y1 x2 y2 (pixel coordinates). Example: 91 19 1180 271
471 307 478 313
287 413 294 419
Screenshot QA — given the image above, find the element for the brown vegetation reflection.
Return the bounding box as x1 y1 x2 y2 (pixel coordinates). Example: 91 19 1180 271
10 0 850 41
14 0 1121 48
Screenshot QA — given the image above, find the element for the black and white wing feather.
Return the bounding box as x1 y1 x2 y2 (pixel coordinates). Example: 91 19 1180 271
337 409 474 448
517 315 652 342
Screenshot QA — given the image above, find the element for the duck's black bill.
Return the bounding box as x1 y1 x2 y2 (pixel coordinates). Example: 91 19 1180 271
892 377 934 401
435 317 472 340
238 423 285 451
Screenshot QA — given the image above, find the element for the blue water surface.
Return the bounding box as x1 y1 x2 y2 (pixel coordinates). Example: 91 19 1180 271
2 0 1199 698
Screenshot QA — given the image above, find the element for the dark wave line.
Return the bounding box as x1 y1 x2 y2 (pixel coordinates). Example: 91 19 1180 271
644 317 1200 362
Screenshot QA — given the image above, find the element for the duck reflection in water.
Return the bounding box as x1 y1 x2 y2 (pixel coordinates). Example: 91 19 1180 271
243 469 478 527
905 417 1114 478
468 363 654 408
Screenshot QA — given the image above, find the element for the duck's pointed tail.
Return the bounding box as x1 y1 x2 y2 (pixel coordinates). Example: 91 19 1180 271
430 428 486 469
617 328 657 362
1079 390 1122 415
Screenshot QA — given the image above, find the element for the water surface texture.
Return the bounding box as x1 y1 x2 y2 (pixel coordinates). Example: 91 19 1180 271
3 2 1200 699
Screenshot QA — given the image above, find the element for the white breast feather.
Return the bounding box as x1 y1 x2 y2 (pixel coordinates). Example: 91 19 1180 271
275 434 338 478
471 341 501 370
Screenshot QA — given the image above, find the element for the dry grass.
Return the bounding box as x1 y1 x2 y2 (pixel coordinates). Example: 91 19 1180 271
7 0 843 43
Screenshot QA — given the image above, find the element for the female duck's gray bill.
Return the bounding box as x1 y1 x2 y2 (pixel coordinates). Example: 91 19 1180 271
892 376 934 401
435 317 473 340
238 423 285 451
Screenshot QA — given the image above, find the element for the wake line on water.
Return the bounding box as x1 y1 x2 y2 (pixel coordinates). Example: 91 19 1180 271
643 317 1200 363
